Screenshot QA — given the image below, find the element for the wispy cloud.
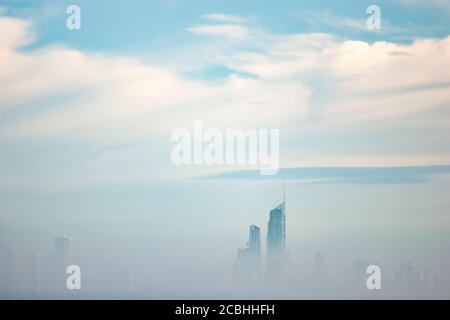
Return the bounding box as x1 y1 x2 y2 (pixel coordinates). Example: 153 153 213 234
202 13 245 24
291 10 407 34
398 0 450 11
187 24 250 40
204 165 450 184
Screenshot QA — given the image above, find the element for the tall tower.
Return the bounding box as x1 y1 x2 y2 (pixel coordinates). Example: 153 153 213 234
249 224 261 262
54 234 71 263
52 235 72 293
266 202 285 258
265 181 286 281
233 225 261 288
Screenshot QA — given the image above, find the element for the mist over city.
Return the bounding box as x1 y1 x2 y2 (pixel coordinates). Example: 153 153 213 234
2 174 450 299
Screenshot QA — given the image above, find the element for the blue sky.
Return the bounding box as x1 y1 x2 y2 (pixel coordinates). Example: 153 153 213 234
3 0 450 53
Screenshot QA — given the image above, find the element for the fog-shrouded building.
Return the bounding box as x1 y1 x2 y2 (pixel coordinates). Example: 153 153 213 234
233 225 261 289
267 202 285 259
249 224 261 262
54 234 71 263
265 200 286 283
52 234 72 293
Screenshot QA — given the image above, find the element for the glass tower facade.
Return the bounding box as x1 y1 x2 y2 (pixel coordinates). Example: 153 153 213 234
267 202 285 259
249 224 261 261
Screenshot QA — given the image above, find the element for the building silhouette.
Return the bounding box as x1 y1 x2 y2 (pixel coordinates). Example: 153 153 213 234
266 202 285 259
249 224 261 263
25 252 39 297
265 182 288 289
54 235 71 263
233 225 261 291
52 234 72 293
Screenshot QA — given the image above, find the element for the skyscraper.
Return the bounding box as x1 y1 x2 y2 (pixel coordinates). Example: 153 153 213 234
265 182 287 284
52 235 72 293
266 202 285 259
233 225 261 289
26 252 39 297
248 224 261 262
54 234 71 263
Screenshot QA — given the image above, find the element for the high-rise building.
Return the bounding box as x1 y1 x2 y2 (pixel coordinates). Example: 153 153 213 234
25 252 39 296
248 224 261 262
6 249 20 297
266 202 285 259
52 235 72 293
265 182 287 284
233 225 261 288
54 235 71 263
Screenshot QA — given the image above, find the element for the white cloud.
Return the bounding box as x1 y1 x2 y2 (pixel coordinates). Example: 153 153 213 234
0 15 33 49
291 10 407 35
0 13 449 187
187 24 250 40
202 13 245 23
1 14 449 135
0 15 311 142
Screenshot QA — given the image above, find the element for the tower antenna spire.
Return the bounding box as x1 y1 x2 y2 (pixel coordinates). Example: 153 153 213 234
283 179 286 205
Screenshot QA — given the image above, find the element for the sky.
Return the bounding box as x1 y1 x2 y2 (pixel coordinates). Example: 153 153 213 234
0 0 450 298
0 0 449 189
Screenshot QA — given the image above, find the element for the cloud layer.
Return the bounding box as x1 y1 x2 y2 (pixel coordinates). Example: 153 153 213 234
0 12 449 187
